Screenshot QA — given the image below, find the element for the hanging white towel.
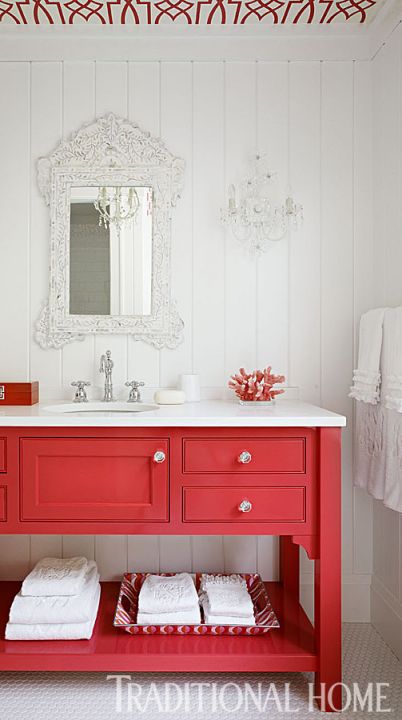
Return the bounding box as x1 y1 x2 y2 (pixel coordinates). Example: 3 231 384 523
354 401 387 500
349 308 385 404
10 562 99 625
21 557 89 597
5 584 100 640
136 607 201 625
383 410 402 512
379 309 402 510
383 307 402 412
354 307 402 512
355 403 402 513
138 573 199 614
200 587 253 618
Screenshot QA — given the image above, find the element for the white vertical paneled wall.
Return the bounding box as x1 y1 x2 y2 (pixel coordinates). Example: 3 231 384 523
370 23 402 656
0 58 372 617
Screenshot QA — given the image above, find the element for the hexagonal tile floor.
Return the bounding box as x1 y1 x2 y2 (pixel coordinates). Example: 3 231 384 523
0 624 401 719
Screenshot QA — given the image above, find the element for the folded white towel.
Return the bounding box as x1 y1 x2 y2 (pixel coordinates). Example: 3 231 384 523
201 587 254 618
203 613 255 626
21 557 89 597
350 308 385 404
136 607 201 625
10 562 99 625
138 573 199 614
6 584 100 640
383 307 402 412
200 574 247 592
202 598 255 626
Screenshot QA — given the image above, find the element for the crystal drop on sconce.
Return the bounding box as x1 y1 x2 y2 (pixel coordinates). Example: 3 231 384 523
221 154 303 255
94 186 140 233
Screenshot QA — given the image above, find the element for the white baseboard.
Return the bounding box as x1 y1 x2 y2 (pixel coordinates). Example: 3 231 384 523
300 572 372 623
343 573 372 622
371 575 402 661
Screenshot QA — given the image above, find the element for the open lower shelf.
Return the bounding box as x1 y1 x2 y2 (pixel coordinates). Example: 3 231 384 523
0 581 316 672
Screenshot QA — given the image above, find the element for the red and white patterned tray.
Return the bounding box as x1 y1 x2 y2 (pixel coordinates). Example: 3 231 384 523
114 572 280 635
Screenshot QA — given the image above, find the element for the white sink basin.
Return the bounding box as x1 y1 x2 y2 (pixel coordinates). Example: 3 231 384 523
44 402 159 414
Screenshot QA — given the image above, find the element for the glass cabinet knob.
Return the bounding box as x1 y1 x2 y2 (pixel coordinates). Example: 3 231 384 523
238 450 252 464
238 499 253 513
153 451 166 464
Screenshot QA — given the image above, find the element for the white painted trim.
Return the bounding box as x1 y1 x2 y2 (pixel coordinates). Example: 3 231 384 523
0 4 400 61
343 573 372 622
301 572 372 623
371 575 402 661
0 24 370 39
372 574 402 623
0 28 371 63
369 0 402 58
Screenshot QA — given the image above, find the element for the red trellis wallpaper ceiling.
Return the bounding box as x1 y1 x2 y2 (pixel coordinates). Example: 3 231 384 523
0 0 379 24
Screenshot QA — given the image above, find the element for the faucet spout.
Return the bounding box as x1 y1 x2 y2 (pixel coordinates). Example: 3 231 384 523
99 350 114 402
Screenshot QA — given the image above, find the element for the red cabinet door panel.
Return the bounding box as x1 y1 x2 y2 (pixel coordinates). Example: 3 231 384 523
20 438 169 522
183 486 306 523
0 487 6 521
0 439 6 473
183 438 306 474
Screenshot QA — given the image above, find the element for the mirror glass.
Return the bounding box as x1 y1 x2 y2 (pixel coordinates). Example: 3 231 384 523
69 185 153 317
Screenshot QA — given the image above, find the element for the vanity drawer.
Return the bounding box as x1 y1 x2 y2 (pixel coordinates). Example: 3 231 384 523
0 438 6 472
183 437 306 474
20 438 169 522
183 486 306 523
0 486 6 521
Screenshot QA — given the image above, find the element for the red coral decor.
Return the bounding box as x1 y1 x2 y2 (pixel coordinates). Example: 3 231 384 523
229 366 285 403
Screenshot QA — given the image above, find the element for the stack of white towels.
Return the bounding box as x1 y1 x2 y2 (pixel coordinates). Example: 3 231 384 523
200 574 255 626
5 557 100 640
137 572 201 625
136 572 256 627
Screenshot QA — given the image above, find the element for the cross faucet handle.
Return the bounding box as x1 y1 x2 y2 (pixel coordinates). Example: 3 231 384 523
125 380 145 403
71 381 91 403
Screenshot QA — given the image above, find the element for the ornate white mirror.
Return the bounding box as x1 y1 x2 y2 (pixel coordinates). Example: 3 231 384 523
35 114 185 350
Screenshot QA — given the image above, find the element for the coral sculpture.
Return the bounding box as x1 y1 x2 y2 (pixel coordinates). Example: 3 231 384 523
228 366 285 403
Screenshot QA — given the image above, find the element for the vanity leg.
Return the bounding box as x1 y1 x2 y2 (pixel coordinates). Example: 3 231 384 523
314 428 342 712
279 535 299 598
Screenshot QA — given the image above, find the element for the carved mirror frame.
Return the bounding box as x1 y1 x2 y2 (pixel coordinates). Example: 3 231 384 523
35 113 185 350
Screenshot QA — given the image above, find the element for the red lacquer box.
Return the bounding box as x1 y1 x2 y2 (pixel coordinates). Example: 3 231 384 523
0 382 39 406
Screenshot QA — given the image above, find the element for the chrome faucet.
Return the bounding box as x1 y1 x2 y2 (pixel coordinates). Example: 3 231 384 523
71 381 91 403
99 350 114 402
125 380 145 403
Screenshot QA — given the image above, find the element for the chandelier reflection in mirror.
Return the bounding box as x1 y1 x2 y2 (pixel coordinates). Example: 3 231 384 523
221 155 303 255
95 186 140 233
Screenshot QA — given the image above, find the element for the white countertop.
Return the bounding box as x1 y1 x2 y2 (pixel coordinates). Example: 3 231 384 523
0 399 346 427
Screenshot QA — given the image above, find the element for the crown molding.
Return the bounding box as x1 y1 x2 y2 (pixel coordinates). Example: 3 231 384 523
369 0 402 58
0 24 371 62
0 1 401 63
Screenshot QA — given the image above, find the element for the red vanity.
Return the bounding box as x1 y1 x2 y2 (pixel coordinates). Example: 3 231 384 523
0 399 345 712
